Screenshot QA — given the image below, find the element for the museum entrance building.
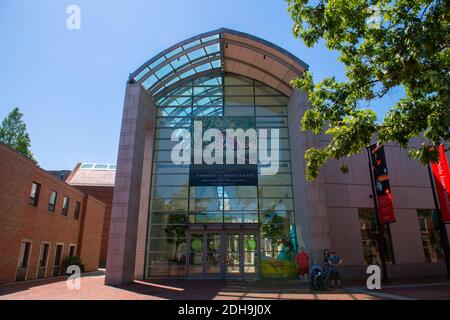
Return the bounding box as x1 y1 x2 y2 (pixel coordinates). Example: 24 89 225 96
105 28 450 285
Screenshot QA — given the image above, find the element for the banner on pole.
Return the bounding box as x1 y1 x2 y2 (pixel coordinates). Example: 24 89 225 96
369 143 396 224
431 144 450 223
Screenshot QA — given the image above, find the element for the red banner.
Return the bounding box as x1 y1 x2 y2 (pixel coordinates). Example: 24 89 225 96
431 144 450 223
369 143 396 224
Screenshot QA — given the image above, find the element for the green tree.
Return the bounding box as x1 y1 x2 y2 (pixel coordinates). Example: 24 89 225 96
0 107 35 160
261 205 290 257
286 0 450 180
164 214 187 262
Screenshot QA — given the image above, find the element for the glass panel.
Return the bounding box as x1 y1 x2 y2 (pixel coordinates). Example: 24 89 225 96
148 238 187 253
190 186 223 199
256 117 288 128
150 225 187 237
255 86 283 96
192 106 223 116
244 233 258 273
152 174 188 186
256 106 287 116
189 198 223 212
187 48 206 61
359 208 395 264
188 234 204 275
150 212 188 225
226 234 240 274
189 212 223 223
151 186 188 199
170 55 190 69
258 174 292 185
147 252 186 276
258 186 293 198
223 198 257 211
224 106 254 117
225 86 253 96
259 198 293 211
223 186 257 198
258 162 291 174
201 34 220 43
193 96 224 107
225 75 253 86
152 198 188 211
153 163 189 174
417 210 444 262
206 233 221 274
142 75 158 89
205 43 220 55
157 117 191 127
224 96 254 106
255 96 288 106
224 212 258 223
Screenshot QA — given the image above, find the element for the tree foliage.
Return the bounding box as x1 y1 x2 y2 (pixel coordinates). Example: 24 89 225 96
0 107 35 161
287 0 450 180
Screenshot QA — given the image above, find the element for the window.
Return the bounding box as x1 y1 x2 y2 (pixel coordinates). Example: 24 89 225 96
48 191 57 212
39 243 49 267
37 242 50 279
417 210 444 262
74 201 81 220
16 241 32 281
53 244 63 276
29 182 41 206
18 241 31 268
62 197 69 216
69 245 76 257
358 208 395 265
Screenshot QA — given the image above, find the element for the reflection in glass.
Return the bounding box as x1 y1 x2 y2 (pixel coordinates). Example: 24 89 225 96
417 210 444 262
189 234 204 275
206 233 221 274
226 234 240 274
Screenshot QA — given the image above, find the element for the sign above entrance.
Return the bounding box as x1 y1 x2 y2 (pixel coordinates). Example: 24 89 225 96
189 164 257 186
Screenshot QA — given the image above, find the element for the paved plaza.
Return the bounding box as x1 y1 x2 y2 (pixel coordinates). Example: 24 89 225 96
1 271 449 300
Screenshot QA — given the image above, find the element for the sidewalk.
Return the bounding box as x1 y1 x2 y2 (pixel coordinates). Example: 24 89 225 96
346 277 450 300
0 272 448 300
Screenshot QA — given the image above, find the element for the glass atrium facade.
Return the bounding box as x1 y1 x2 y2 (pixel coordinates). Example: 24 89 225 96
145 73 298 278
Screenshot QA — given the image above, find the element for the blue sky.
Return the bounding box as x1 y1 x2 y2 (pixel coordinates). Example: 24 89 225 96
0 0 402 169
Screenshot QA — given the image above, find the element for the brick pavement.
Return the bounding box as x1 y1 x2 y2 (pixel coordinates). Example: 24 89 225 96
0 272 379 300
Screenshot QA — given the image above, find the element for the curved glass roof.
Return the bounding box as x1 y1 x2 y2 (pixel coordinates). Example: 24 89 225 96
130 28 309 99
131 32 222 97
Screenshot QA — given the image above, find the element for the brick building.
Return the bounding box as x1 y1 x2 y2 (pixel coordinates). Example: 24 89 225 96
66 163 115 268
0 143 105 284
105 28 450 285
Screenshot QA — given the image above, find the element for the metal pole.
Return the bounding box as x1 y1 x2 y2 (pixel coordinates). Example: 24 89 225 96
427 164 450 279
367 147 390 283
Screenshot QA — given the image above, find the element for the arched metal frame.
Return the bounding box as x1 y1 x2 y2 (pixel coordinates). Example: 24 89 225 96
130 28 309 100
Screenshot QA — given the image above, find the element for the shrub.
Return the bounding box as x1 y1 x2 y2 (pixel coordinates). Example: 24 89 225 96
62 255 85 274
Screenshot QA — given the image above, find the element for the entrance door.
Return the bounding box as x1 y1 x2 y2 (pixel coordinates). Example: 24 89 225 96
187 230 258 279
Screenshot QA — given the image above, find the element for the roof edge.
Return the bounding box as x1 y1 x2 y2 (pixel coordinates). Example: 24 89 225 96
129 28 309 81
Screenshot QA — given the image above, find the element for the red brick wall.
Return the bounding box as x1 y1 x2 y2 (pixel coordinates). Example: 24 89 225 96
74 186 113 268
79 195 105 272
0 143 104 283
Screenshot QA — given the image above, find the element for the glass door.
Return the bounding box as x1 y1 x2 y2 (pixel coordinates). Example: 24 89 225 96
188 233 204 276
187 230 258 278
206 233 221 276
243 233 258 275
225 233 241 275
224 232 259 278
